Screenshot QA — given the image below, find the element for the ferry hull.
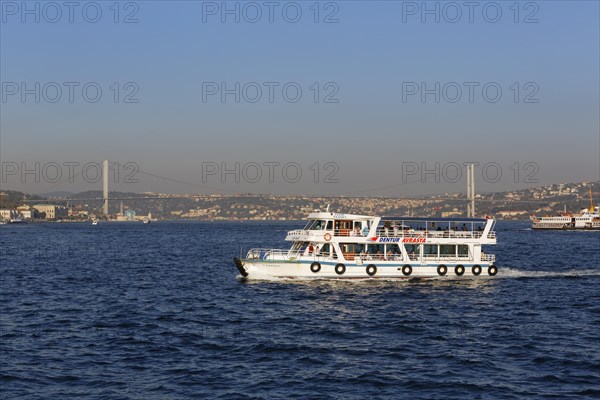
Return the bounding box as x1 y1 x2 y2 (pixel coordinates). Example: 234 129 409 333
532 226 600 230
532 222 600 230
234 259 497 280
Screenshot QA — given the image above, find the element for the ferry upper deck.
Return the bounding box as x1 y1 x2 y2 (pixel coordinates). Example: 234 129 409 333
286 212 496 244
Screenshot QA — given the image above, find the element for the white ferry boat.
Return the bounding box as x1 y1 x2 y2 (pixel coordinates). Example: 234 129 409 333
530 190 599 230
531 210 600 230
233 211 497 280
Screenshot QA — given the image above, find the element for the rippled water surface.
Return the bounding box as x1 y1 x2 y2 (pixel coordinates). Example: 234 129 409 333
1 220 599 399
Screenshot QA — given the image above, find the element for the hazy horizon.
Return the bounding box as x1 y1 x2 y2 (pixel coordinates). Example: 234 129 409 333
2 1 599 196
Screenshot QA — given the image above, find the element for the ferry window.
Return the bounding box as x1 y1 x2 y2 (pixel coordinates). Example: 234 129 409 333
306 220 326 230
385 244 400 253
326 220 333 230
440 245 456 256
316 243 336 258
341 243 364 255
404 244 421 255
423 244 438 256
335 220 353 236
458 245 469 257
292 241 309 251
304 220 316 229
367 244 384 254
386 244 401 257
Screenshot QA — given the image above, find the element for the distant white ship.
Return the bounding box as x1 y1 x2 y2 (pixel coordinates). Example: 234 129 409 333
143 212 154 224
531 189 599 230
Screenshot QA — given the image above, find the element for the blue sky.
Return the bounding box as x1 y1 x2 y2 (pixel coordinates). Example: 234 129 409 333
1 0 599 196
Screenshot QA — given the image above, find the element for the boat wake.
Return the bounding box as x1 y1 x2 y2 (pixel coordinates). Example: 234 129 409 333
495 267 600 279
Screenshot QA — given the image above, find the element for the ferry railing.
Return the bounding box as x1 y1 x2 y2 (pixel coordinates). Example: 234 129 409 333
374 229 495 239
287 227 496 240
347 252 403 262
246 248 338 262
481 254 496 262
334 229 367 237
246 248 303 261
288 229 370 238
421 255 473 262
287 229 308 236
287 229 365 238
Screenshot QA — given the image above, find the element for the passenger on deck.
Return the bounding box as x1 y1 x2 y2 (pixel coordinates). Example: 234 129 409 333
362 226 369 236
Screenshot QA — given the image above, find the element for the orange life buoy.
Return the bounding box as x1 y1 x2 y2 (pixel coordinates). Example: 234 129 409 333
324 232 332 242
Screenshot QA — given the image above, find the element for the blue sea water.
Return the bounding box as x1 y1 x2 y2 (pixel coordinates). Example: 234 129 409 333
1 220 599 399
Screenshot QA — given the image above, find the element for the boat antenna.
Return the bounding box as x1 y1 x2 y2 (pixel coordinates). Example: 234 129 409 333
326 204 330 212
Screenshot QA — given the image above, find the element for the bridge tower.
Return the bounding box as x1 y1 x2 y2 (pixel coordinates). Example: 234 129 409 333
466 164 475 218
103 160 109 216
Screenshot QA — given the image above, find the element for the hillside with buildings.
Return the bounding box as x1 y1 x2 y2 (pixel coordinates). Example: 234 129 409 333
1 181 597 222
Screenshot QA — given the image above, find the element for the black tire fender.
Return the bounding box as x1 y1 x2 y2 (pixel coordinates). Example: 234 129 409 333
310 262 321 273
366 264 377 276
437 264 447 276
402 264 412 276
